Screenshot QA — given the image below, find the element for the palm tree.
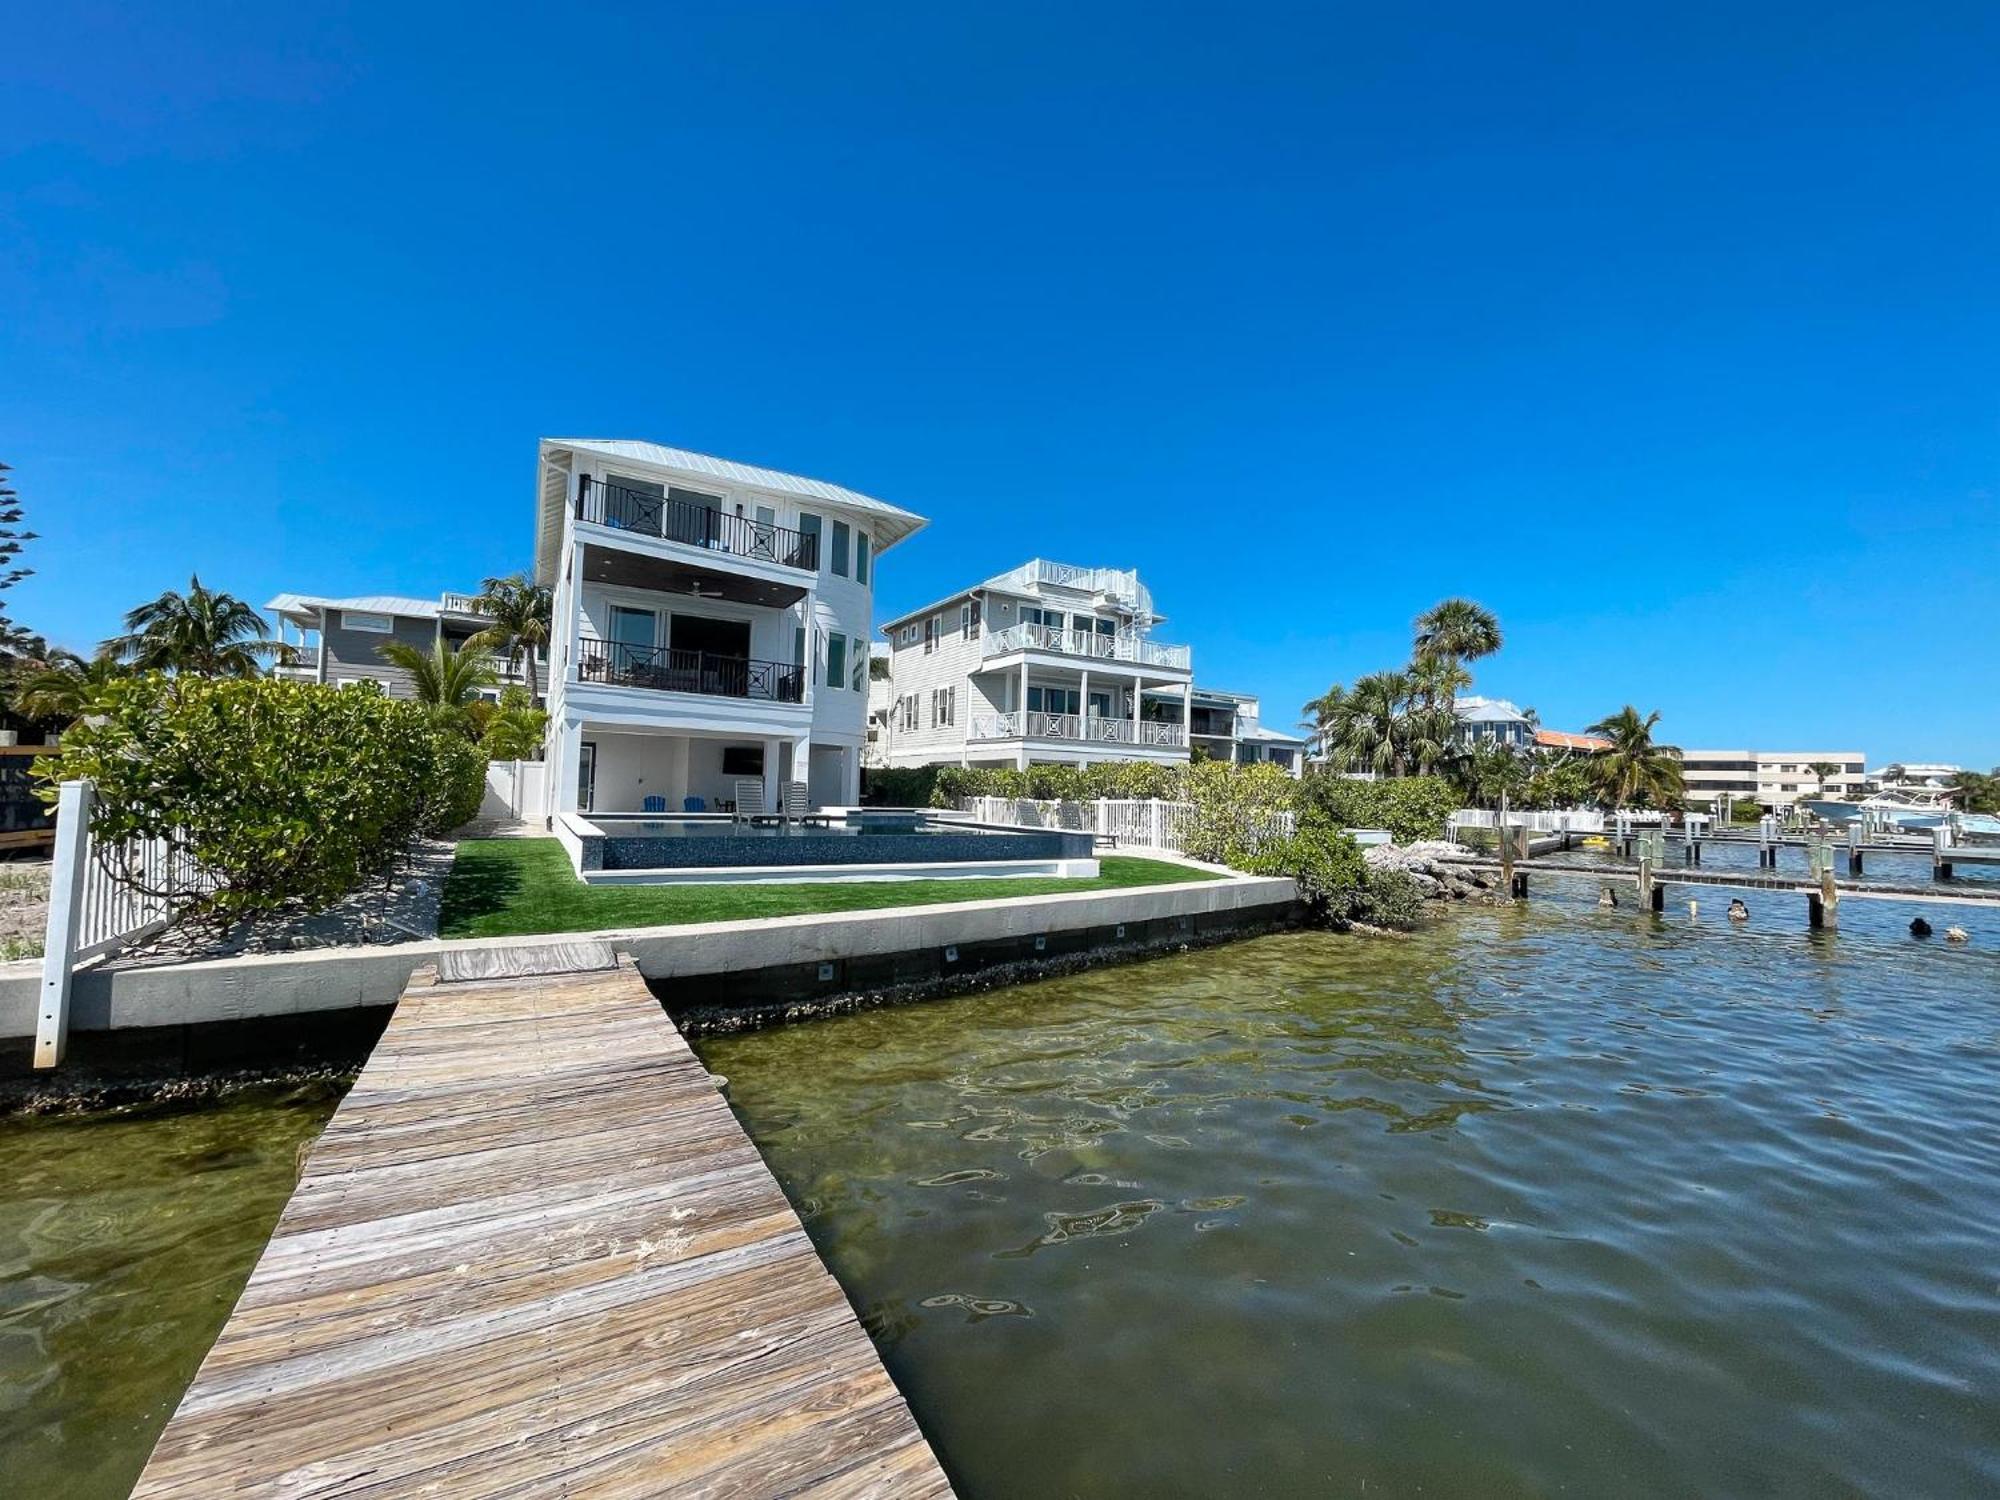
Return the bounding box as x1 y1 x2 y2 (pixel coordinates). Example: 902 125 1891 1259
1413 598 1502 669
1585 705 1684 809
100 576 282 677
1299 683 1348 764
18 652 126 722
466 573 552 699
377 639 496 714
1332 670 1412 777
1807 760 1841 797
480 687 548 760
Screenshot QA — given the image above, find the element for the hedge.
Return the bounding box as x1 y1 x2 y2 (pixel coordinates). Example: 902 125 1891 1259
40 675 488 935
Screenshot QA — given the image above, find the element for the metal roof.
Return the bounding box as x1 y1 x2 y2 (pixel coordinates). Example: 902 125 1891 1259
548 439 927 550
266 592 470 621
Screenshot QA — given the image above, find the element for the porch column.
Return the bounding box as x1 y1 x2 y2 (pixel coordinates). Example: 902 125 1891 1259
763 737 781 813
1180 680 1192 750
1131 673 1141 740
842 746 860 805
1080 668 1091 743
791 732 812 802
551 717 583 815
800 592 818 708
1019 659 1029 720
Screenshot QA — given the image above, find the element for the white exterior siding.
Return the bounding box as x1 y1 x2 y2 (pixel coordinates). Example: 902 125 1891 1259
535 440 924 823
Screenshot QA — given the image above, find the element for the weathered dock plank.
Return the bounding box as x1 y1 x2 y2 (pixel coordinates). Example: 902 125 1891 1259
132 957 953 1498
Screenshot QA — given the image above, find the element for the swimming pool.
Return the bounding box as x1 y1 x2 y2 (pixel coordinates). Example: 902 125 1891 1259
568 811 1099 876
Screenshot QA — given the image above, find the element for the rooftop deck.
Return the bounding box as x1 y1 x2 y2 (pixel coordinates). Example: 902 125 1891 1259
132 946 952 1498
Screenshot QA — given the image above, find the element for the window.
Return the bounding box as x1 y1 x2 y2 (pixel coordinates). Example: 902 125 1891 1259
342 611 393 634
898 623 919 646
794 626 806 668
1026 685 1080 716
962 599 982 640
831 520 850 576
899 694 918 732
924 615 939 654
851 638 866 692
827 634 847 690
798 512 822 569
930 687 955 727
855 532 870 585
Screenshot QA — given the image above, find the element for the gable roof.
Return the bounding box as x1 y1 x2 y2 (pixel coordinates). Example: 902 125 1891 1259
548 439 927 550
266 592 470 622
1535 728 1612 752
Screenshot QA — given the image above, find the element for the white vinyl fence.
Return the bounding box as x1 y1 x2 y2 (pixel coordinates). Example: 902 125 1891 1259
1446 808 1606 836
36 780 216 1069
481 758 548 821
965 796 1295 856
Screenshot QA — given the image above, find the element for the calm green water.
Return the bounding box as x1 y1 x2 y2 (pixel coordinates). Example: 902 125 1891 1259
0 1085 342 1498
702 894 2000 1497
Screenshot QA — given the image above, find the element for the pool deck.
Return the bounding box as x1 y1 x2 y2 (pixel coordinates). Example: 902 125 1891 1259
131 944 954 1498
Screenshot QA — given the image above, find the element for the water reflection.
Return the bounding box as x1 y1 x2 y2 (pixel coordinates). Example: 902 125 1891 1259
703 898 2000 1498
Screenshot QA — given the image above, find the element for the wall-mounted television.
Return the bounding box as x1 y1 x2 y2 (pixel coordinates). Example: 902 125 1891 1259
720 746 764 777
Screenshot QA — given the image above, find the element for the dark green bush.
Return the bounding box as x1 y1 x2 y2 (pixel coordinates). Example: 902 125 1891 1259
861 765 940 806
41 675 487 935
1297 773 1456 843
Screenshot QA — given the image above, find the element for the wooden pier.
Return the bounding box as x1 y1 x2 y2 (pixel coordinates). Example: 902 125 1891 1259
133 944 953 1499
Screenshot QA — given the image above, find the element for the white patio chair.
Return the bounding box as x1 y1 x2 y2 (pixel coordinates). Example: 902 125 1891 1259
733 779 768 823
784 782 831 827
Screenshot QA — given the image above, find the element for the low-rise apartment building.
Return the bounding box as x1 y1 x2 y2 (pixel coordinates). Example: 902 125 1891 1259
266 591 536 699
1680 748 1867 809
877 560 1194 769
534 439 925 816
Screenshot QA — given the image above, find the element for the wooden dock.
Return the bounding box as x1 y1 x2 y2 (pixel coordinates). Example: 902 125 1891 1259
132 945 953 1498
1462 858 2000 907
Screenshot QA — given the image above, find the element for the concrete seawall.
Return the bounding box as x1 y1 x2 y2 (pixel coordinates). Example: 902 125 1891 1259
2 873 1298 1071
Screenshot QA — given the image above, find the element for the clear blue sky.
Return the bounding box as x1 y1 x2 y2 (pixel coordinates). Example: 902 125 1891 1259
6 3 1996 765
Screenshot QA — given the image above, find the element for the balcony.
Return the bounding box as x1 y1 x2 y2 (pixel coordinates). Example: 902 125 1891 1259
574 638 805 703
576 478 817 571
981 622 1191 671
970 711 1186 748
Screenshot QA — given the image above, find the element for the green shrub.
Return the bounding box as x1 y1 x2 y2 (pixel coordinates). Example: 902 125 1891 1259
862 765 940 806
40 675 486 935
1244 824 1369 924
1297 773 1456 843
1353 868 1426 930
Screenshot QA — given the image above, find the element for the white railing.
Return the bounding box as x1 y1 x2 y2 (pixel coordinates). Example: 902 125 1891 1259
1447 808 1605 834
991 560 1153 617
967 795 1294 856
981 621 1191 671
968 712 1187 748
441 591 483 614
37 780 218 1069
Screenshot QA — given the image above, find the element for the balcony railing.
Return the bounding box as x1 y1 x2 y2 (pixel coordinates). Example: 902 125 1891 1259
980 621 1191 670
576 477 818 570
574 638 806 703
969 711 1186 747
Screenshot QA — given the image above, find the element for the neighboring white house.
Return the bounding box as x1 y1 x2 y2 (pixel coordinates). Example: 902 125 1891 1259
877 560 1194 770
534 439 926 816
863 642 895 768
266 590 536 699
1680 749 1867 809
1190 688 1307 775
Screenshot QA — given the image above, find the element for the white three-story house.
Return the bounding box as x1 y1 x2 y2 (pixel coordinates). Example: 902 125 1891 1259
878 560 1193 769
535 439 926 818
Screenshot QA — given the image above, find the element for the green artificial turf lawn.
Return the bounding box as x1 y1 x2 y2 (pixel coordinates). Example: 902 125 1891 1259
437 837 1222 939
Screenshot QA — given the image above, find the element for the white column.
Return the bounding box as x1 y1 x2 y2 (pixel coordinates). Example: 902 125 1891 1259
763 736 781 813
1019 659 1029 721
1131 674 1141 739
1180 680 1192 750
551 717 583 814
842 746 860 805
792 732 812 802
801 591 818 709
1080 668 1091 742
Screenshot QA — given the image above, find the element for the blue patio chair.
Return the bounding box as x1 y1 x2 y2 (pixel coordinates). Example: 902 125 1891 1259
683 796 706 813
642 795 668 813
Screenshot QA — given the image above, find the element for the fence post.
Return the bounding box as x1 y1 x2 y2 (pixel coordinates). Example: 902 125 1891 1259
36 779 93 1071
1150 798 1165 850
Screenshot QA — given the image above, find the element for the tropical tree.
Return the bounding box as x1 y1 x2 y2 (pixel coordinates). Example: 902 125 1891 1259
1455 741 1531 808
1299 682 1348 763
1413 597 1502 670
466 573 553 699
480 685 549 760
1952 768 2000 815
377 639 496 725
1807 760 1841 797
18 652 127 723
100 576 283 677
1585 706 1684 809
1330 670 1412 777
